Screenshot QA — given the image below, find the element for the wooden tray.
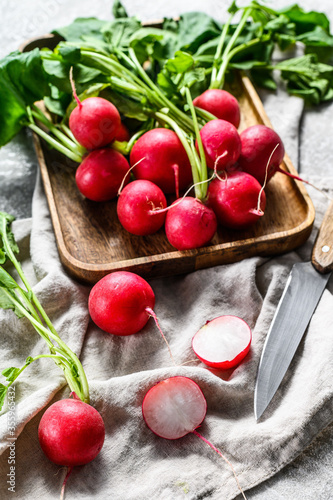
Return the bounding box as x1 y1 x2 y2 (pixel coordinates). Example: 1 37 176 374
22 35 315 285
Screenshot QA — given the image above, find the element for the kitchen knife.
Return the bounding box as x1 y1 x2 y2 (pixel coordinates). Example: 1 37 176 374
254 199 333 421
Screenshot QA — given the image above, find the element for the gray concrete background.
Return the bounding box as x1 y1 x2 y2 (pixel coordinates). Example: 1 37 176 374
0 1 332 499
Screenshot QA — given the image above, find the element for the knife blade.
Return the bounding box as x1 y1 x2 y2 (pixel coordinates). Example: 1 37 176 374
254 199 333 421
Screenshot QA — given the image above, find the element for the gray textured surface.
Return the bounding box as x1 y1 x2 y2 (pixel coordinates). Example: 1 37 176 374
0 1 333 499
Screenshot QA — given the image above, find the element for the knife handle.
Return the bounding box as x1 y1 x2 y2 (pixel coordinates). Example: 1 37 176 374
312 199 333 274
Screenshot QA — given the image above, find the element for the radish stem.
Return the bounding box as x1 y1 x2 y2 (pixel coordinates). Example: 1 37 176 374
184 87 208 198
27 123 82 163
69 67 82 109
0 213 89 404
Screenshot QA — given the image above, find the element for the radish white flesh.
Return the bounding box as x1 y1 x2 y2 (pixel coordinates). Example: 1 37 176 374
142 376 207 440
192 316 252 369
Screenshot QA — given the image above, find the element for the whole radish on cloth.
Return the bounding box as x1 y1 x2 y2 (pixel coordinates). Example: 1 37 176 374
38 396 105 499
88 271 175 363
38 398 105 467
88 271 156 336
0 211 104 498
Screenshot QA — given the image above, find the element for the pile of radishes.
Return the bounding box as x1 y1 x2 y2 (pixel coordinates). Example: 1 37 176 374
68 84 294 252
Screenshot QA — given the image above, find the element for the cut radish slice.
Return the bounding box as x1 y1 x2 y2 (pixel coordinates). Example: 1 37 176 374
142 376 207 440
192 316 252 369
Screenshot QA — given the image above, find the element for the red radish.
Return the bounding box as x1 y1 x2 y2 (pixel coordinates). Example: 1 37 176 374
142 376 247 498
192 315 252 369
69 96 121 150
193 89 240 128
237 124 285 185
38 398 105 467
198 119 241 171
165 197 217 250
207 171 266 230
238 125 326 195
113 122 131 143
89 271 175 362
75 148 130 202
88 271 155 336
117 180 167 236
129 128 193 196
142 376 207 440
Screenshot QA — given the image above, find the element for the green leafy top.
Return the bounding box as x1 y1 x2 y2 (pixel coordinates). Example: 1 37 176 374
0 212 19 264
0 49 50 146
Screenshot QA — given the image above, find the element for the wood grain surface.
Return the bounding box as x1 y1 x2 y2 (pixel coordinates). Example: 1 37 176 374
312 199 333 273
25 35 315 284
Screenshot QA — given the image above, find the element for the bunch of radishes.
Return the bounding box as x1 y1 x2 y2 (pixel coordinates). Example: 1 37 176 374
68 84 292 252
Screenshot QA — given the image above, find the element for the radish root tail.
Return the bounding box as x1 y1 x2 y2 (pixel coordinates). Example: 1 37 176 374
59 466 73 500
117 157 146 196
277 167 333 201
192 430 248 500
253 143 279 216
150 175 215 215
213 151 228 181
145 307 176 366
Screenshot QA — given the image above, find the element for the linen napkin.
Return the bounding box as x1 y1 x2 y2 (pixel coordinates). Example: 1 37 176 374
0 35 333 498
0 155 332 500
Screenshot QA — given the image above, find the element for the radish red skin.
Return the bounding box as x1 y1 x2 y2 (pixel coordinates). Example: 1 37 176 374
117 180 167 236
130 128 193 194
88 271 155 335
238 124 285 185
142 376 207 440
198 119 241 171
207 171 266 230
192 316 252 370
75 148 130 202
165 197 217 250
69 96 121 150
38 399 105 467
113 122 131 143
193 89 240 128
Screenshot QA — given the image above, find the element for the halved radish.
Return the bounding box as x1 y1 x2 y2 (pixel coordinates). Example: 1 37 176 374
192 316 252 369
142 376 207 440
142 375 248 498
